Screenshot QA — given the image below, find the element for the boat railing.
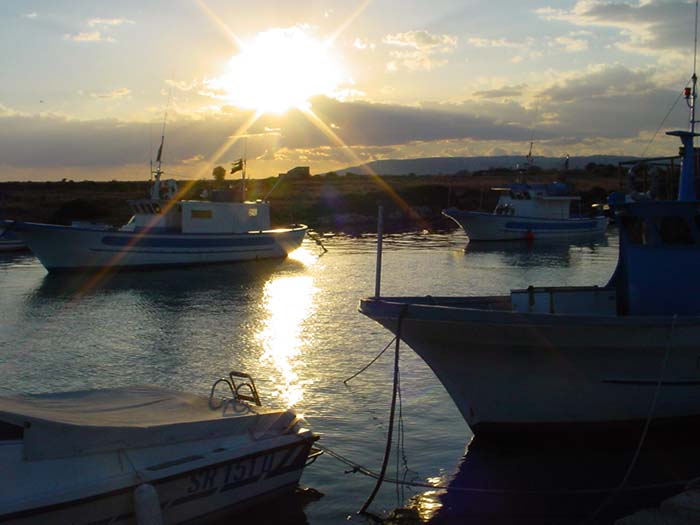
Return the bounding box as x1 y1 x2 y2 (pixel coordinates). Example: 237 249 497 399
208 370 262 409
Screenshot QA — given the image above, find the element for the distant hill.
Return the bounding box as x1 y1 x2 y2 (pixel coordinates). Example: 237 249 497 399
330 155 639 176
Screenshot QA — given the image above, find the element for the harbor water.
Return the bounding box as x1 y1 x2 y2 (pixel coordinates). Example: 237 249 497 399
1 230 696 524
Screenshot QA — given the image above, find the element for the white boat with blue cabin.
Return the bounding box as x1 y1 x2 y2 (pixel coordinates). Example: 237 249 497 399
2 161 306 272
361 126 700 438
443 181 608 241
0 372 319 524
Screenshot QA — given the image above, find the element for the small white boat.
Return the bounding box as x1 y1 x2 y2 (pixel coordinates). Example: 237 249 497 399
443 182 608 241
361 129 700 438
2 160 306 271
0 228 28 253
0 372 319 524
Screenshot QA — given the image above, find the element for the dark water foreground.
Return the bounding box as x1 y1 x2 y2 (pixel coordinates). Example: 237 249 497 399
1 230 695 524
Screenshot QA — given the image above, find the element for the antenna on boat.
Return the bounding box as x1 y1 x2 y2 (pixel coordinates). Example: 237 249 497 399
686 0 700 137
242 138 247 202
669 0 700 201
153 89 172 186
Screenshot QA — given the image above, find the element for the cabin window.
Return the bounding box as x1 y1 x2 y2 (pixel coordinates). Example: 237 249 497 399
657 216 694 245
248 208 258 217
620 216 649 245
191 210 212 219
153 204 161 214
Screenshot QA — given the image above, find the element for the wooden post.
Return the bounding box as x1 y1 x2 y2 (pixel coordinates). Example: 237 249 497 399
374 205 384 298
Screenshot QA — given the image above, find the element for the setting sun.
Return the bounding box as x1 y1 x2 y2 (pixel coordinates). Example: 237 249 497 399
210 27 345 114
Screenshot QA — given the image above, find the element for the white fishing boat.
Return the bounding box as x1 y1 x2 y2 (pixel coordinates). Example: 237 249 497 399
0 372 319 524
360 127 700 438
2 148 306 271
0 228 27 253
443 181 608 241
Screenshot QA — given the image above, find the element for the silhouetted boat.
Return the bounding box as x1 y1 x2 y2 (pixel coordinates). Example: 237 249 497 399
2 150 305 272
0 372 318 524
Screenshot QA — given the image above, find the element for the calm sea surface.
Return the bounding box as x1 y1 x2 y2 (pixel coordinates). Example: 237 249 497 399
1 230 696 524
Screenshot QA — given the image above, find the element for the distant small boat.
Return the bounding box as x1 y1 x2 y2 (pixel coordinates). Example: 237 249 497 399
443 182 608 241
2 159 306 271
0 228 28 253
0 372 319 524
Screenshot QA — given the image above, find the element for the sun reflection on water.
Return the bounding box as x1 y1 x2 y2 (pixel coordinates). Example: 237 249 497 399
257 274 316 406
287 246 319 267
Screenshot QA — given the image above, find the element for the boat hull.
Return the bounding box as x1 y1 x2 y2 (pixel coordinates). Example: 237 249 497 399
359 297 700 437
1 437 313 525
4 222 307 271
442 209 608 241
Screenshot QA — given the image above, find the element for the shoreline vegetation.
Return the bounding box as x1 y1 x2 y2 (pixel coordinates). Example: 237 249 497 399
0 164 672 233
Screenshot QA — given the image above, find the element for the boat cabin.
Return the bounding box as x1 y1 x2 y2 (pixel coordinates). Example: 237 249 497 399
122 180 272 234
492 182 581 219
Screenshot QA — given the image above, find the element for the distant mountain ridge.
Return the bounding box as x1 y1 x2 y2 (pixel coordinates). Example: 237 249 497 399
331 155 639 176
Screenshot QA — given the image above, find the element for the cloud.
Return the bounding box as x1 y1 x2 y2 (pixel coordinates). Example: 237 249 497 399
383 30 457 71
353 38 375 50
473 84 528 99
165 79 200 92
384 30 457 52
535 0 694 55
88 18 134 27
90 88 131 100
64 32 114 43
23 12 38 19
550 35 589 52
467 37 524 49
0 63 690 180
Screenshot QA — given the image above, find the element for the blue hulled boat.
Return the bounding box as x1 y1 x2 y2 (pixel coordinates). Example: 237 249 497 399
360 129 700 437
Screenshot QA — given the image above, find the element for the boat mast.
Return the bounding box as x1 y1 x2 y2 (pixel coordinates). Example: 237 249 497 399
692 0 699 137
672 0 700 201
241 138 247 202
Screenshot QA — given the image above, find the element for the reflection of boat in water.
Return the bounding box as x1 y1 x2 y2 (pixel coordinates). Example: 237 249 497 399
33 256 305 300
413 436 700 525
0 372 319 524
463 235 612 268
3 156 306 272
360 130 700 438
443 182 608 241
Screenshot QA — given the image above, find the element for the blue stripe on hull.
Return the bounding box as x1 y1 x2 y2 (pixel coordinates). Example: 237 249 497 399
505 220 600 231
91 247 272 255
101 235 275 248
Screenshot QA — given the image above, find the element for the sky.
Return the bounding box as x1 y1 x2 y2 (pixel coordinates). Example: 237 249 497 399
0 0 697 180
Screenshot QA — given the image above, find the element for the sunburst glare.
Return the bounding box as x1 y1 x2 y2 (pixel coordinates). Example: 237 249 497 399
257 275 316 406
210 26 346 114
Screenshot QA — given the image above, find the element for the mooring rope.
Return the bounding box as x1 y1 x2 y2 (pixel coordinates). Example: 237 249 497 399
344 336 396 384
323 313 693 507
358 305 408 515
317 442 695 496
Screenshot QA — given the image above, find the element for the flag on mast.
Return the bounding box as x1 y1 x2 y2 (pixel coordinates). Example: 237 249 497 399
230 159 244 174
156 141 164 163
